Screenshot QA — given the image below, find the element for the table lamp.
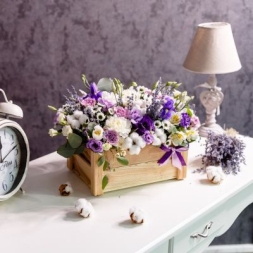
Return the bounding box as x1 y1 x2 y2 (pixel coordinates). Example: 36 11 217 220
183 22 241 137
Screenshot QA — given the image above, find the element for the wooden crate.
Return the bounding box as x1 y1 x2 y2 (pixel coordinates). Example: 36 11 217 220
67 145 188 196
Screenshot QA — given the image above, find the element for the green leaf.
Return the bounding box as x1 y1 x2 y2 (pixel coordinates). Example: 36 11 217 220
117 157 129 166
57 142 75 158
68 133 82 148
103 160 109 171
97 78 114 92
186 106 193 117
97 156 105 167
74 144 85 154
48 105 57 111
102 175 108 190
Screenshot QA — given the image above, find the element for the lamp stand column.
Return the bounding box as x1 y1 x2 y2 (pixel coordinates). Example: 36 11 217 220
198 74 224 137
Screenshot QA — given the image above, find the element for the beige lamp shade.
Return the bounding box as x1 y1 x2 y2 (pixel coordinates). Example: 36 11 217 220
183 22 241 74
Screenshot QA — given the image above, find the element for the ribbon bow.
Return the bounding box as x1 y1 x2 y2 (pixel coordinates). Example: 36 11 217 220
158 145 188 170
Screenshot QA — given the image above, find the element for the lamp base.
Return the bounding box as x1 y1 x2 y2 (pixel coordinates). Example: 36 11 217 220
198 123 224 138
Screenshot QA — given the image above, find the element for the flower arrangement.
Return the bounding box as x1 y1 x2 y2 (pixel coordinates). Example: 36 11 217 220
48 75 200 169
202 131 246 174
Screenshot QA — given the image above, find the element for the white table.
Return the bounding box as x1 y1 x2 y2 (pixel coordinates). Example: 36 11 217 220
0 137 253 253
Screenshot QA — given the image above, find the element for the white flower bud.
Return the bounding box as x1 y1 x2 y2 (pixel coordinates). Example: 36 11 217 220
48 128 58 137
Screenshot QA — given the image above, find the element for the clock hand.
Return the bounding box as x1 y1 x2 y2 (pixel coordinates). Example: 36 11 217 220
2 145 17 162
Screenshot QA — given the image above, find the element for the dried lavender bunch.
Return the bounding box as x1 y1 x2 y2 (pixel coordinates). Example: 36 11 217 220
202 132 246 174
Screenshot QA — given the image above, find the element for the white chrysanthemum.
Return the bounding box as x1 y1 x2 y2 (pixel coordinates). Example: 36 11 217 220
170 131 186 146
129 145 141 155
152 134 162 146
206 165 225 184
48 129 58 137
92 125 104 140
170 112 181 125
96 112 106 121
129 206 145 224
71 119 81 129
62 125 73 137
186 129 199 142
105 116 131 138
154 120 162 128
122 137 133 150
73 110 83 119
79 114 89 125
75 198 94 218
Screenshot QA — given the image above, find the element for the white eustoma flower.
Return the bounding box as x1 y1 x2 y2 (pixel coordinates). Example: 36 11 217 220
170 131 186 146
48 129 58 137
56 112 66 124
92 125 104 140
170 112 181 125
75 198 94 218
105 116 131 138
62 125 73 137
186 129 199 142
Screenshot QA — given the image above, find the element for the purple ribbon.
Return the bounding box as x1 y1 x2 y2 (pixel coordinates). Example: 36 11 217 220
158 145 188 170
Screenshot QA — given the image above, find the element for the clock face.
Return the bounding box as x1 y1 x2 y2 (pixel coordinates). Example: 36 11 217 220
0 127 24 195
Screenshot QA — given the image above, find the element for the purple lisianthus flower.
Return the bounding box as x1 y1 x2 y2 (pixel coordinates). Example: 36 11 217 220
142 131 154 144
160 108 172 120
86 138 103 153
129 108 143 124
89 82 102 101
136 114 155 135
104 130 119 145
163 97 174 110
180 113 191 127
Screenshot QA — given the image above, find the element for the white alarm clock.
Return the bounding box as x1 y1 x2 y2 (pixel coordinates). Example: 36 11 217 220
0 89 29 201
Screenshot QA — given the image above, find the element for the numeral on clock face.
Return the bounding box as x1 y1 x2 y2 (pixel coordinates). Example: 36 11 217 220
0 127 21 195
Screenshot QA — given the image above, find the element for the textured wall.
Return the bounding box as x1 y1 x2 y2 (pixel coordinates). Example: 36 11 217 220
1 0 253 245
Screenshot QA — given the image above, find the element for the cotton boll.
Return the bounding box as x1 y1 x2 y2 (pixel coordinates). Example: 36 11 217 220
71 119 81 129
155 128 164 137
159 133 167 143
122 137 133 149
130 132 140 141
129 145 141 155
129 206 145 224
152 134 162 146
67 115 75 124
206 165 225 184
73 110 83 119
59 182 73 196
79 114 89 125
138 138 146 149
75 198 94 218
